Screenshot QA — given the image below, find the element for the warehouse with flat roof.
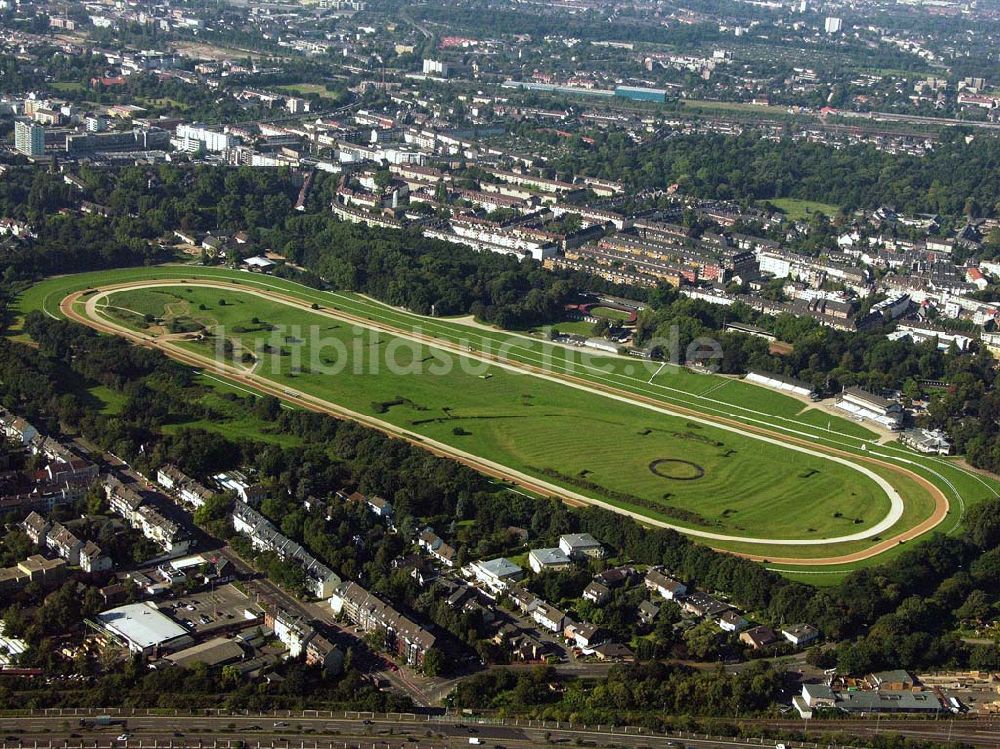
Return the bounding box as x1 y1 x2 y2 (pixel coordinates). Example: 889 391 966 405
95 602 191 656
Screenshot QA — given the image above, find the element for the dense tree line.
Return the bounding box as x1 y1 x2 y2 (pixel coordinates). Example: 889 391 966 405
451 661 785 719
266 210 599 328
551 129 1000 218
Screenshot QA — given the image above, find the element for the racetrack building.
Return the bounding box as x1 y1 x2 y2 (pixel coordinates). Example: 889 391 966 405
834 387 904 430
744 370 817 399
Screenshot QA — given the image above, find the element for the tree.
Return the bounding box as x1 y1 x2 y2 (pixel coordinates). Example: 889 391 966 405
422 647 447 676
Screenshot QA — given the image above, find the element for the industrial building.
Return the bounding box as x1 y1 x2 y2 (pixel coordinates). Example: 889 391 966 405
94 602 191 656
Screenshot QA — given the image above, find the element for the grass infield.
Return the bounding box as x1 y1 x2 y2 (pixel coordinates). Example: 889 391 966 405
16 264 1000 573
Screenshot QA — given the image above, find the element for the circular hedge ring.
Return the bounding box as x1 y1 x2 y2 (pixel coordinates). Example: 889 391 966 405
649 459 705 481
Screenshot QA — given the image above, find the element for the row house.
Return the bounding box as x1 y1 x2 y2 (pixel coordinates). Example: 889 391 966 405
0 409 39 446
232 501 341 598
416 528 457 567
156 464 215 509
104 477 190 556
330 582 436 667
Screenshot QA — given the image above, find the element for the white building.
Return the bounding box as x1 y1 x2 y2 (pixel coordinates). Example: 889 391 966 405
644 569 687 600
782 623 820 646
899 428 951 455
471 558 524 595
531 601 565 632
558 533 604 560
744 370 815 399
174 123 235 152
824 17 842 33
95 602 190 656
14 120 44 156
528 547 573 574
422 59 450 77
718 610 748 633
835 387 903 430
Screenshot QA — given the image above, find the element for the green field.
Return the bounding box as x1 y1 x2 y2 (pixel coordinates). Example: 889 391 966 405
18 264 1000 573
96 283 893 541
591 306 632 322
766 198 841 221
275 83 342 100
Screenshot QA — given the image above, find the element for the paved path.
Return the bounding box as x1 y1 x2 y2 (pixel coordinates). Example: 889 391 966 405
61 279 949 566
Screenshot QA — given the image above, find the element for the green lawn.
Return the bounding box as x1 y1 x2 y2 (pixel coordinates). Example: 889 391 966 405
680 98 793 117
275 83 342 101
766 198 841 221
18 264 998 569
86 385 127 415
550 321 595 336
591 306 632 322
95 284 893 543
50 81 84 92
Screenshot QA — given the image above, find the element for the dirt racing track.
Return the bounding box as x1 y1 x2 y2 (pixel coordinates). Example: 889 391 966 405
60 277 951 567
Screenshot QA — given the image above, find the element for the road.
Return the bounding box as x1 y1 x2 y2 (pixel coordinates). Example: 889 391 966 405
3 712 1000 749
60 278 949 567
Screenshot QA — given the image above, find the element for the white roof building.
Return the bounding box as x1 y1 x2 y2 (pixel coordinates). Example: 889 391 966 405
95 602 189 655
528 547 572 573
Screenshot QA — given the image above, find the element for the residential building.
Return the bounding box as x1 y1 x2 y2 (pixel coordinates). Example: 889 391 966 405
508 586 541 615
330 582 436 666
366 495 393 519
582 581 611 605
14 120 44 156
173 123 235 152
644 569 687 600
718 610 748 633
232 501 340 598
558 533 604 560
638 600 661 625
565 621 602 648
471 557 524 594
531 601 565 633
304 632 344 677
264 605 311 658
21 511 50 545
0 554 66 594
528 547 573 573
45 523 82 565
0 410 38 445
782 623 820 646
682 592 731 618
740 625 779 649
80 541 113 573
163 466 222 507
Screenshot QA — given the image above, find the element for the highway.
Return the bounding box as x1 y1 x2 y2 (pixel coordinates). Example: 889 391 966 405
3 713 1000 749
0 714 739 749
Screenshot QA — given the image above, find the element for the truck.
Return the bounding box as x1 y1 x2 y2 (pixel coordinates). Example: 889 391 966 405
79 717 127 729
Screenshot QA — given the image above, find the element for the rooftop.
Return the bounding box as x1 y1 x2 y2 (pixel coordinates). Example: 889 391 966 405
476 557 522 578
96 602 188 650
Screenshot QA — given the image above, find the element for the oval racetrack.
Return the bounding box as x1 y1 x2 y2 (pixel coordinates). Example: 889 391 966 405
58 276 951 567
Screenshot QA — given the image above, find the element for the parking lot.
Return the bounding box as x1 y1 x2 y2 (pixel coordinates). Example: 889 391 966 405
158 583 258 636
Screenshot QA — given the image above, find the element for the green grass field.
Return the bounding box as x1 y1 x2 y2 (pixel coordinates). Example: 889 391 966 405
766 198 841 221
95 284 891 541
591 306 632 322
17 264 1000 574
275 83 342 100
